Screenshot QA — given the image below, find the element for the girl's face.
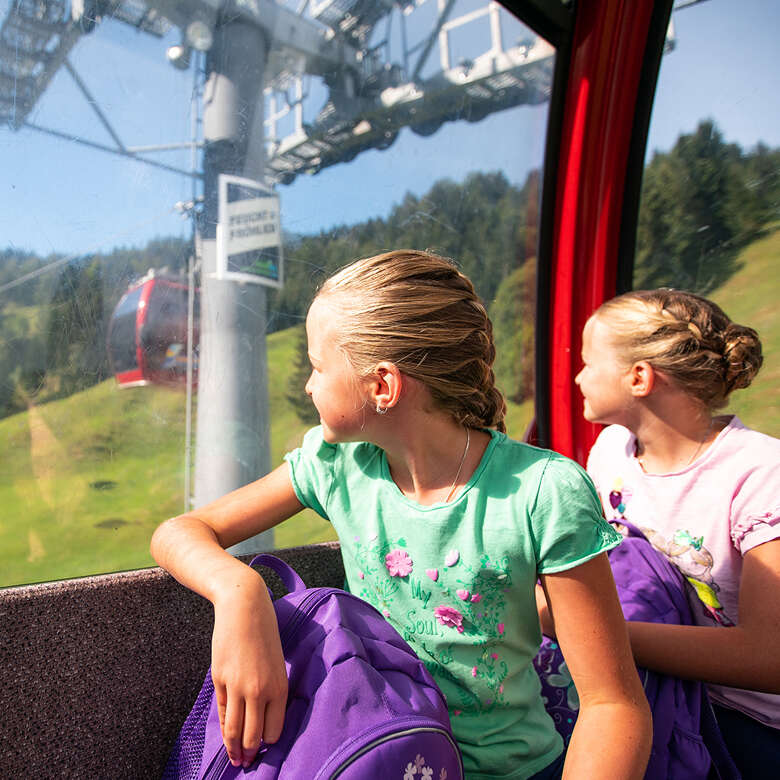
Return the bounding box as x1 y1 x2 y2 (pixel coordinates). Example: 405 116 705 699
305 298 369 442
575 317 635 426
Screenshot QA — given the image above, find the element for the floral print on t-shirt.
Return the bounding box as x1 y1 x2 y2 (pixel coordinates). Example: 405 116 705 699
349 532 513 713
606 476 734 626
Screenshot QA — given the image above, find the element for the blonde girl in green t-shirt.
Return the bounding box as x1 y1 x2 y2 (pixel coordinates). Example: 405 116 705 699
151 250 651 778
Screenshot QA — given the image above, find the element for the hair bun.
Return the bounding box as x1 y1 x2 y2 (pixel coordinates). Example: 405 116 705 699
723 324 763 392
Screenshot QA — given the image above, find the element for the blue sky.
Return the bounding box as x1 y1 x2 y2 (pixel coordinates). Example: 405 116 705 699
0 0 777 260
647 0 779 154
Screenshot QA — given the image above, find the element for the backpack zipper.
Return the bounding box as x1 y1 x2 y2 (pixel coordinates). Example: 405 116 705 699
316 718 463 780
278 588 330 644
202 745 271 780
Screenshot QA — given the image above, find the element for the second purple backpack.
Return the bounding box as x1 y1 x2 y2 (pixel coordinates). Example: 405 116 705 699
533 522 739 779
163 553 463 780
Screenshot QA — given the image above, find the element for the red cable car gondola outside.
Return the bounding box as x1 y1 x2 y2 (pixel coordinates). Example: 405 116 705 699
107 270 199 388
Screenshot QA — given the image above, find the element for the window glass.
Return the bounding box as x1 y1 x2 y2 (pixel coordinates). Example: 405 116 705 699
635 0 779 436
0 0 553 586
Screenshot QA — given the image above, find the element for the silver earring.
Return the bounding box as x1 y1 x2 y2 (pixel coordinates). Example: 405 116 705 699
376 404 388 415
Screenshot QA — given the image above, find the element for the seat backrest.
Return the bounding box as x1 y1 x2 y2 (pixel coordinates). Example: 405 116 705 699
0 542 344 778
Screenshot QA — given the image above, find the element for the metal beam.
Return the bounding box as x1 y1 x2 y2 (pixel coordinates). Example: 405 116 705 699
23 120 203 178
63 59 127 152
412 0 457 81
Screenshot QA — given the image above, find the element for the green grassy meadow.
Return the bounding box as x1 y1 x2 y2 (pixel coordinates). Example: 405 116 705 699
0 322 532 587
1 228 776 587
706 227 780 432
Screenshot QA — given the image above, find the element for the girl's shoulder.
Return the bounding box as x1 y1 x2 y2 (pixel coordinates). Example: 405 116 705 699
491 429 560 469
592 424 635 451
586 425 635 472
492 430 594 487
705 416 780 473
586 425 636 484
721 416 780 452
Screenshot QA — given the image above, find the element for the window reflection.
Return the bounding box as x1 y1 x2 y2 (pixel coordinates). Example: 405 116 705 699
634 0 779 437
0 0 550 585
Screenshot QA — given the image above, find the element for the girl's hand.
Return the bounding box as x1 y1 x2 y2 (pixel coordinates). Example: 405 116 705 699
149 464 303 767
211 572 288 768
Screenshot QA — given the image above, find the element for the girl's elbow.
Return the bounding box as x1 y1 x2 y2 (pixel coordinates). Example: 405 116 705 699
149 515 184 563
638 694 653 736
618 694 653 756
581 688 652 734
630 679 653 736
149 517 171 562
622 691 652 730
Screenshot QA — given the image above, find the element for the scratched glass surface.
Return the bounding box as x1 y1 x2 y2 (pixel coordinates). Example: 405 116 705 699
633 0 779 439
0 0 550 585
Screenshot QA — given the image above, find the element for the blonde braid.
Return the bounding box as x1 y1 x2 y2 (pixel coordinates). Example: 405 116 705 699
595 289 763 410
317 249 507 431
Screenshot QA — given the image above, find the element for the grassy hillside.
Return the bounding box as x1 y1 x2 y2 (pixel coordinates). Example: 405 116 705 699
0 381 187 586
1 227 775 587
0 320 532 587
707 226 779 432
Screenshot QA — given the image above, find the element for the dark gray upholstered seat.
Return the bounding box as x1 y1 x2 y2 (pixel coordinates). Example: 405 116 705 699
0 542 344 778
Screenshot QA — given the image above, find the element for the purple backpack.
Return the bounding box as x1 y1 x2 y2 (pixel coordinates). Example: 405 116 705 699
533 522 739 779
163 554 463 780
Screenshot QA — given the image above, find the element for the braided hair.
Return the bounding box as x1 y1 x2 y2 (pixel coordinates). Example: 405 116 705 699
594 289 763 410
316 249 507 432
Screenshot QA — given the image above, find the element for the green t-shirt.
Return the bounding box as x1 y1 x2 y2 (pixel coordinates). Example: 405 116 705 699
285 426 620 779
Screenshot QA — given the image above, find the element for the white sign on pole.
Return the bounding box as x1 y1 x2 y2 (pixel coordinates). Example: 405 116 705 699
216 174 283 287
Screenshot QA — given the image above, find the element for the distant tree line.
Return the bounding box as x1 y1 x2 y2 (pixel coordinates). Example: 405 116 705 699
634 120 779 291
0 120 776 422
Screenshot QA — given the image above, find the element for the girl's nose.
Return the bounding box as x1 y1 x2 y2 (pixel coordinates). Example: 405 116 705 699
304 373 313 396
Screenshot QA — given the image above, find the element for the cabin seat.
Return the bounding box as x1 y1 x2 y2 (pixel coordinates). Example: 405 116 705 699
0 542 344 778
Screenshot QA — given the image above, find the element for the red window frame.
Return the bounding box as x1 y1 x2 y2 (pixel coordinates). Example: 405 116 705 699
511 0 674 463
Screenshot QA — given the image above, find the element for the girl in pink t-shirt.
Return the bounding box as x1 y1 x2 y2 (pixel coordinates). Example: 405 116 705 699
573 289 779 777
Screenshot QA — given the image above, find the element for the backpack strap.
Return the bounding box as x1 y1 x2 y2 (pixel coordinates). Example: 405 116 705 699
609 521 742 779
699 690 741 780
610 518 648 541
249 554 307 595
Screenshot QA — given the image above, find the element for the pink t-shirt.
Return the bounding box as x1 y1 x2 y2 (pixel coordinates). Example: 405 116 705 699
587 416 780 728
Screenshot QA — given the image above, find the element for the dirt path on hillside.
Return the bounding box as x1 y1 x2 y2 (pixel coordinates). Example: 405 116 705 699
26 402 87 529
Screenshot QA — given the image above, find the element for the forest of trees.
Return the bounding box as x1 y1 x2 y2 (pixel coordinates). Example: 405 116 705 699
0 120 777 422
634 120 779 290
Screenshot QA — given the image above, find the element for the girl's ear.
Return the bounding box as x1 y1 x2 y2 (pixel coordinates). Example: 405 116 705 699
628 360 655 397
370 361 403 410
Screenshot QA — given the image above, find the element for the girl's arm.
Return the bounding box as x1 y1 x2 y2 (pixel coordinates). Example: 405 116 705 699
539 539 780 693
150 463 305 769
625 538 780 693
540 553 652 780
